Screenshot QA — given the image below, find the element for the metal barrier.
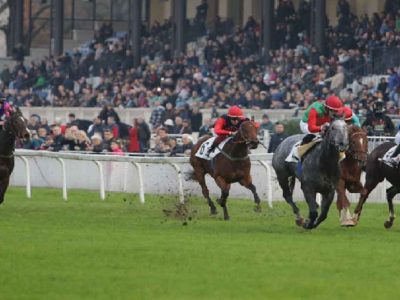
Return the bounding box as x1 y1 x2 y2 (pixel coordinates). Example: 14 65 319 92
13 150 275 207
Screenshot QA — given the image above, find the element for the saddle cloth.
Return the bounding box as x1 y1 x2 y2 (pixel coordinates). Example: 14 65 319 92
380 146 397 166
195 136 231 160
285 138 321 163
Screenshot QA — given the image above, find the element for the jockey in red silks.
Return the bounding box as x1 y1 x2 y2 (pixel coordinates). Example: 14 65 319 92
343 106 361 127
300 95 344 144
207 105 246 155
0 98 13 129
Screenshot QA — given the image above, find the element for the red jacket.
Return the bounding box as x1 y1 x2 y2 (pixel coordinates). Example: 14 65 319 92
214 115 245 136
307 108 332 133
128 127 140 152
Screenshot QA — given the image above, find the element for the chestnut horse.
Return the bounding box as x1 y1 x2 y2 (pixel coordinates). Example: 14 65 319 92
0 108 31 204
189 120 260 220
353 142 400 228
336 125 368 226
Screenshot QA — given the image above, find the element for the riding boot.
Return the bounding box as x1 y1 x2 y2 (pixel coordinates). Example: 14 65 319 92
207 141 218 156
301 134 316 145
391 144 400 158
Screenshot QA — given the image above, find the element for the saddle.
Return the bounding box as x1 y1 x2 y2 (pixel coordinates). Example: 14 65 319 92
285 137 321 163
379 146 400 168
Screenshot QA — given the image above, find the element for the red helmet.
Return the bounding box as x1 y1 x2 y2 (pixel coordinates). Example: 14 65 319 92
343 106 353 121
324 96 343 111
227 106 244 117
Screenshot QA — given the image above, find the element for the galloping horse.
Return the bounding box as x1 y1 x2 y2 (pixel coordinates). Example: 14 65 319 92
0 108 31 204
190 120 260 220
353 142 400 228
336 125 368 226
272 120 349 229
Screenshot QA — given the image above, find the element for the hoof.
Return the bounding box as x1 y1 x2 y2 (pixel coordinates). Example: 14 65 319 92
340 219 356 227
384 221 393 229
254 205 262 213
210 208 218 215
302 222 313 230
295 217 304 227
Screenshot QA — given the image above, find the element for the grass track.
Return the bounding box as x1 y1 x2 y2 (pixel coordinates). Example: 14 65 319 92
0 188 399 300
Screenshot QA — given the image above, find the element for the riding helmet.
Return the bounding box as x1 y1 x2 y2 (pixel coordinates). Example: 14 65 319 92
325 95 343 111
227 106 244 117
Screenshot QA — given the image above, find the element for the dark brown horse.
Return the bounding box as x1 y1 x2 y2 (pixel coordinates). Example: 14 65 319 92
0 108 31 204
353 142 400 228
336 125 368 226
189 120 260 220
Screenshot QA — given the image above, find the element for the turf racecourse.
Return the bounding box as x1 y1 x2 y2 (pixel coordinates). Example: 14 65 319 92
0 188 400 300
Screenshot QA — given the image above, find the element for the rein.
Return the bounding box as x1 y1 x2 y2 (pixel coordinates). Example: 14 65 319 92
216 145 249 161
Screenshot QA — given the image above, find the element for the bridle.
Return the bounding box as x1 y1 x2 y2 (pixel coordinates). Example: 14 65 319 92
232 121 258 146
347 131 368 164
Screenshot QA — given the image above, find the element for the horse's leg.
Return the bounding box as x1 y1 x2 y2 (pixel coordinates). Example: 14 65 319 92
353 178 380 223
215 176 231 220
336 179 354 226
314 190 335 228
239 175 261 213
302 185 318 230
0 175 10 205
277 175 303 226
384 186 399 229
196 170 217 215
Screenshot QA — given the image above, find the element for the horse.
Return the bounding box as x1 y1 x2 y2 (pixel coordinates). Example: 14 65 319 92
272 119 349 229
0 108 31 204
336 125 368 226
353 142 400 228
189 120 260 220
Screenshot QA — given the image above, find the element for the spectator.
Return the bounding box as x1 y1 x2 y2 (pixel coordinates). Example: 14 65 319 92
199 118 212 137
181 119 193 134
136 117 151 152
164 119 175 134
268 122 288 153
128 119 140 153
259 114 274 134
154 127 171 153
49 125 65 152
150 101 165 130
87 116 104 138
111 140 124 155
362 100 395 136
88 134 104 153
102 128 115 152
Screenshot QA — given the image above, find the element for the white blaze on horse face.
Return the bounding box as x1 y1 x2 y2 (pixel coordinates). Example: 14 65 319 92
359 138 363 148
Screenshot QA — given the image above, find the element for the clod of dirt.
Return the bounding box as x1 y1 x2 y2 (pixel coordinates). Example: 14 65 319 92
162 202 198 226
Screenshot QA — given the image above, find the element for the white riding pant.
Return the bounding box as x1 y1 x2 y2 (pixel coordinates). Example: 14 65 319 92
300 121 311 134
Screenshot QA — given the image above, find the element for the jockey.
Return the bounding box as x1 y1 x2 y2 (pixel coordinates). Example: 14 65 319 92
0 98 12 129
207 105 246 155
343 106 361 127
300 95 344 144
388 124 400 167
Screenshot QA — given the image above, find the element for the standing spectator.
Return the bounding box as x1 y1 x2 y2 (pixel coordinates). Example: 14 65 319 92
190 107 203 132
181 119 193 134
102 128 115 152
199 118 212 137
137 117 151 152
99 104 120 124
259 114 274 134
111 141 124 155
149 101 165 130
128 119 140 153
88 134 104 153
87 116 104 138
268 122 288 153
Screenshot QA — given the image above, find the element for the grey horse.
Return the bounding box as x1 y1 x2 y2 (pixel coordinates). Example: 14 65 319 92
272 120 349 229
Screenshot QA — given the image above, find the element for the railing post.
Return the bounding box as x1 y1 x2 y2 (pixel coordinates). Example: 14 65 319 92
169 163 185 204
56 158 68 201
94 161 105 201
258 160 273 208
18 156 31 199
131 162 145 204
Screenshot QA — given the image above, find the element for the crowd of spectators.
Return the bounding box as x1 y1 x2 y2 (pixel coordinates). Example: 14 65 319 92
6 0 400 154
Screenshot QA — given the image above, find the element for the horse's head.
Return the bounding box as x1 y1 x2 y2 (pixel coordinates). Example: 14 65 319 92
347 125 368 166
5 108 31 142
237 120 259 149
323 119 348 152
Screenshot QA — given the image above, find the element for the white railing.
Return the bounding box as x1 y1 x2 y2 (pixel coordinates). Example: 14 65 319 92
13 150 275 207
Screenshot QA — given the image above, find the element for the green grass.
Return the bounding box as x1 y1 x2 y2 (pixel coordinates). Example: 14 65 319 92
0 188 399 300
